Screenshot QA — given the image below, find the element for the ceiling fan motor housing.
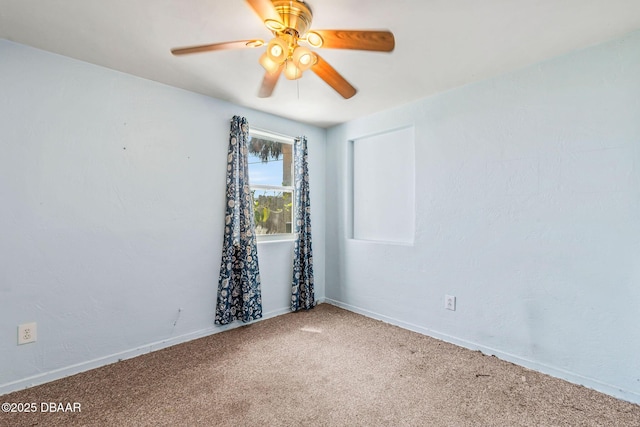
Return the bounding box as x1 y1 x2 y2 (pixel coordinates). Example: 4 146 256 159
272 0 313 37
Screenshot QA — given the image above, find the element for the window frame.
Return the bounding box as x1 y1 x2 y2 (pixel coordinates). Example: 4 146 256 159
248 128 296 242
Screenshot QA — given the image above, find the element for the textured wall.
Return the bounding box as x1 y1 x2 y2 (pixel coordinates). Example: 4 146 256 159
0 40 325 394
326 31 640 403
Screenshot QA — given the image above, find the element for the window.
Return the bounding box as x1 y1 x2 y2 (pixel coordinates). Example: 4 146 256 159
247 129 295 240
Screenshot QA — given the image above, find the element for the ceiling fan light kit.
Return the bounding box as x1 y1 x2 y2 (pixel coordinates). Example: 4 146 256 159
266 36 289 62
293 46 314 69
284 59 303 80
259 52 281 74
171 0 395 99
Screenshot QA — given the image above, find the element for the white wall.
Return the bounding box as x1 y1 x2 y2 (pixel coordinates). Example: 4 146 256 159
0 39 325 394
326 30 640 403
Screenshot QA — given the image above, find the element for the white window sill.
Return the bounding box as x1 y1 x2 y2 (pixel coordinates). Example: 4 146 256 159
257 234 297 244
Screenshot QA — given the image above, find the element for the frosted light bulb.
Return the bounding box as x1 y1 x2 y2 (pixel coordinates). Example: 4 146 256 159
284 60 302 80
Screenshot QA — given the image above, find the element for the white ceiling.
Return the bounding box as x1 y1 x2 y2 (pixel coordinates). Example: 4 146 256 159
2 0 640 128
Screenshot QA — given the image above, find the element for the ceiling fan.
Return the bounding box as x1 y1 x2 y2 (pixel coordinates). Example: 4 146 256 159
171 0 395 99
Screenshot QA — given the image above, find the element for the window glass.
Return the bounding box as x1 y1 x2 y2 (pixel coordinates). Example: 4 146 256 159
247 138 293 187
248 132 295 237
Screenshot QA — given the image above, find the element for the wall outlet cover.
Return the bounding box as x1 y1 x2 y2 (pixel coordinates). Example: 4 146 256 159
445 295 456 311
18 322 37 345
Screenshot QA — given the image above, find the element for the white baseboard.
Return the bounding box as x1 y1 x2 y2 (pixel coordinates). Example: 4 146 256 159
325 298 640 405
0 305 293 396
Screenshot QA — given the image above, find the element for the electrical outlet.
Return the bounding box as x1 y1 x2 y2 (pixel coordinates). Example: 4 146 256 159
445 295 456 311
18 322 37 345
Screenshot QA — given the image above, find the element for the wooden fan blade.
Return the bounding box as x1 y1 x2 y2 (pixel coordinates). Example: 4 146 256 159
258 64 284 98
312 30 395 52
311 55 356 99
171 40 263 56
246 0 282 24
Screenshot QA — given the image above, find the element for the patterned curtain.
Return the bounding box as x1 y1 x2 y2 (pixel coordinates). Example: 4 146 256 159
215 116 262 325
291 136 315 311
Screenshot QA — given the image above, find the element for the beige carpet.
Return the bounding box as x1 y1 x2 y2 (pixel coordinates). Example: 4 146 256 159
1 303 639 426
